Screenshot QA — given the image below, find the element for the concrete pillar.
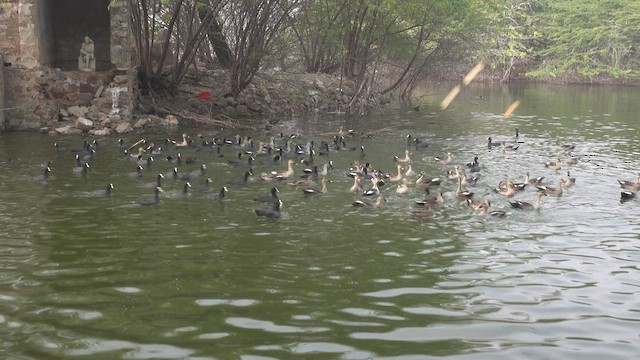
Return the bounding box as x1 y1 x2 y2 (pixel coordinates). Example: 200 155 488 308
0 53 5 132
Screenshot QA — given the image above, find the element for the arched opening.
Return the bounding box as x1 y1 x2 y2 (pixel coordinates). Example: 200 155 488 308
38 0 111 71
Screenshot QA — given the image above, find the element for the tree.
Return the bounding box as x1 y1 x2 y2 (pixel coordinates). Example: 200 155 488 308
528 0 640 82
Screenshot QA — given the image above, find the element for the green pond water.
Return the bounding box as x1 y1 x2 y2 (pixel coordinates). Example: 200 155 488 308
0 83 639 359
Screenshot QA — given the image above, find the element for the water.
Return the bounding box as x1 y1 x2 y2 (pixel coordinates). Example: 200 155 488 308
1 83 640 359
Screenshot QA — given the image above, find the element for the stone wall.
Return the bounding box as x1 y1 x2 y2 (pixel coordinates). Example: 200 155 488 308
0 0 134 132
0 53 5 131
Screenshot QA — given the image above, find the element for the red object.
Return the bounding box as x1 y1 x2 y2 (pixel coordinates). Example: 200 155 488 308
196 91 211 100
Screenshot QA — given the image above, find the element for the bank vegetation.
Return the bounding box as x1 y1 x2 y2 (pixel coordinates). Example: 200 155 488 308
119 0 640 116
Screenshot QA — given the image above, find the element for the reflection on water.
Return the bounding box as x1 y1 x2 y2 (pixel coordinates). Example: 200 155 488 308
0 83 639 359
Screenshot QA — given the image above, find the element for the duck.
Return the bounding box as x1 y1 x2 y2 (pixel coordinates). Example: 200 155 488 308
317 161 333 176
181 164 206 181
73 162 90 174
500 143 519 152
544 158 562 171
466 197 484 211
555 139 575 151
466 156 480 173
53 142 66 152
274 159 295 180
255 199 282 219
435 152 453 165
410 202 433 217
477 200 507 217
165 167 179 180
413 138 429 150
33 166 51 182
174 133 190 147
287 177 315 188
90 183 114 197
167 153 182 165
415 187 444 207
536 178 564 196
617 174 640 191
129 165 144 178
395 183 410 195
362 178 381 197
447 165 461 180
208 186 229 201
194 177 214 192
169 182 192 198
487 137 504 148
524 171 544 185
494 181 515 197
509 191 547 210
620 190 636 201
393 149 412 164
387 164 403 182
227 171 253 186
138 187 163 206
460 170 480 186
349 177 363 193
566 153 578 165
564 171 576 187
254 187 280 203
303 177 329 195
353 195 386 208
455 177 474 199
404 164 416 178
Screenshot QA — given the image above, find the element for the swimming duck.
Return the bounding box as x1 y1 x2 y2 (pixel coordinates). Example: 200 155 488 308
494 181 515 197
194 177 214 192
435 152 453 165
349 177 363 193
395 183 410 195
255 199 282 219
455 177 474 199
564 171 576 187
509 191 547 210
169 182 192 198
90 183 114 197
181 164 207 181
524 171 544 185
274 159 295 180
466 156 480 173
555 140 575 151
33 166 51 182
536 178 564 196
387 164 403 182
466 197 484 211
460 170 480 186
175 133 190 147
303 177 329 195
545 158 562 171
138 187 163 206
566 153 578 165
620 190 636 201
129 165 144 178
404 164 416 178
477 200 507 217
73 162 90 174
447 165 461 180
254 187 280 203
617 174 640 191
227 171 253 186
362 178 380 196
487 137 504 148
165 167 179 180
317 161 333 176
393 149 412 164
353 195 386 208
208 186 229 201
415 187 444 207
413 138 429 150
410 202 433 217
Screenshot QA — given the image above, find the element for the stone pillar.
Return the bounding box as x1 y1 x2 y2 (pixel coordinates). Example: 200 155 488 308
0 53 4 132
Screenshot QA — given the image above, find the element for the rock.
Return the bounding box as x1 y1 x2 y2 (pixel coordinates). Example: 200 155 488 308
89 128 112 136
67 105 84 118
94 85 104 98
114 122 133 134
40 127 49 133
100 117 112 128
76 117 94 131
161 114 179 127
55 125 72 134
225 96 237 106
59 108 69 117
133 117 151 128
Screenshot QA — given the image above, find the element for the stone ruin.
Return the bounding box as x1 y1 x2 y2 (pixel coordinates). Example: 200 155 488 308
0 0 135 134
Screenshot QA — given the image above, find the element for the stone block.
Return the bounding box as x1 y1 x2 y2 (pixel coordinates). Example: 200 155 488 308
76 117 94 131
89 128 111 136
114 122 132 134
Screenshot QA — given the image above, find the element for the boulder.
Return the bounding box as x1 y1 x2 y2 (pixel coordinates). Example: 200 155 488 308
114 122 133 134
161 114 179 127
76 117 94 131
133 117 151 129
89 128 112 136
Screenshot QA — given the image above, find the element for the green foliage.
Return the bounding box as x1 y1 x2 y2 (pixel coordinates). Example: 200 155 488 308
528 0 640 82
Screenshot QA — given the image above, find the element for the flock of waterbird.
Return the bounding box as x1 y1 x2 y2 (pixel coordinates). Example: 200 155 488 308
18 124 638 219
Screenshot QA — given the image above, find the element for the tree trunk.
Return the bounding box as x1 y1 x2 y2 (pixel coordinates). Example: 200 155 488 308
200 10 232 69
